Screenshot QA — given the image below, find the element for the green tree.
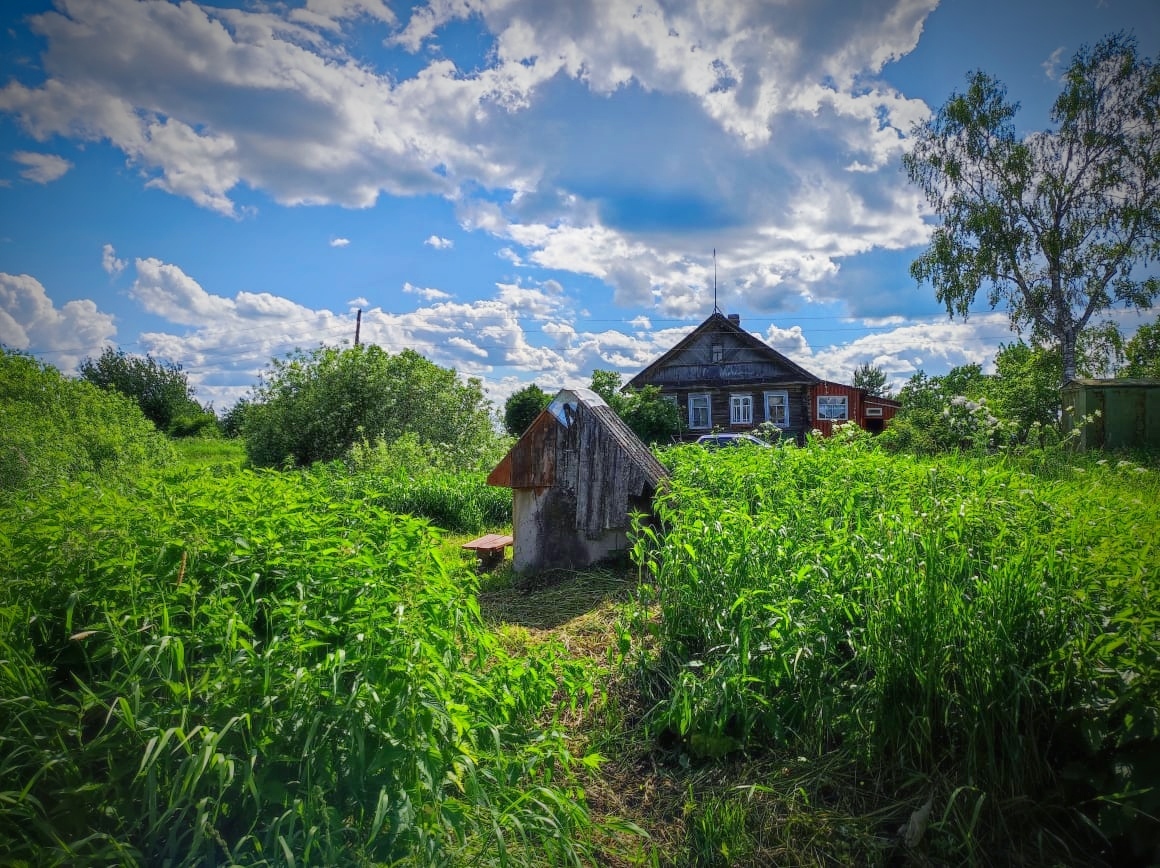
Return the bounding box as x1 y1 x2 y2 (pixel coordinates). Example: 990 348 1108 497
589 369 623 405
1123 317 1160 378
79 347 205 433
588 369 679 445
1076 320 1126 378
503 383 551 436
243 344 498 468
884 365 997 453
904 33 1160 384
619 385 680 445
990 341 1062 439
852 362 890 396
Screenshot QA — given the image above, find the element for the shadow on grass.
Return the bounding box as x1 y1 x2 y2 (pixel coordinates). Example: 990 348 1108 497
477 563 637 631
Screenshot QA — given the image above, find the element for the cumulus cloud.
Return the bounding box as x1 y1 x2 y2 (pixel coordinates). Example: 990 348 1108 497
102 243 126 277
403 281 453 301
0 0 937 316
12 150 72 183
0 272 116 371
779 314 1014 390
424 234 454 249
330 237 350 247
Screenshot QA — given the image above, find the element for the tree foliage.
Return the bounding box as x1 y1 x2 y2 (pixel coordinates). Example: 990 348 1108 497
1 347 173 497
852 362 890 396
242 344 499 468
1123 316 1160 377
991 341 1063 438
904 33 1160 384
79 347 206 434
588 369 680 445
503 383 551 436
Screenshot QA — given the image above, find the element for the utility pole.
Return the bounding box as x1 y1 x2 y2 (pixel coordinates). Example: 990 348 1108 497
354 308 362 347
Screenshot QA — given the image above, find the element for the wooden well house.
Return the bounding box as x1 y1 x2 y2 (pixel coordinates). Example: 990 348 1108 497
487 388 668 574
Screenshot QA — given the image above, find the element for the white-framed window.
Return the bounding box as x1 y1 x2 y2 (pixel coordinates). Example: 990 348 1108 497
817 395 849 421
729 394 753 425
764 390 789 428
865 405 883 417
711 343 724 362
688 393 711 429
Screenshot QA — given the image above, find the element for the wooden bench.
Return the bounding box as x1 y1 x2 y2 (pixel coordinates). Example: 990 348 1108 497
462 533 513 570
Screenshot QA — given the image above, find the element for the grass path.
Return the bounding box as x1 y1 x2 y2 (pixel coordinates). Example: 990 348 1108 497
470 561 913 867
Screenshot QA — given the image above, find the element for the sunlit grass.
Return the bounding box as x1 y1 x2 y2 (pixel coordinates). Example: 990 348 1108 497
620 438 1159 863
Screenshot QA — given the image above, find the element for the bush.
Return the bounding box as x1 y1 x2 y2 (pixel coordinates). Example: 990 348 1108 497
79 347 204 433
242 345 503 469
0 347 173 499
342 433 511 532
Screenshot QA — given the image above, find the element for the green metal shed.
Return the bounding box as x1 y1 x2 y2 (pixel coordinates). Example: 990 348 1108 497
1060 379 1160 450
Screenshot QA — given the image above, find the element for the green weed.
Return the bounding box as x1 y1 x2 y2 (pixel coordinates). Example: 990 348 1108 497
624 439 1160 862
0 467 593 865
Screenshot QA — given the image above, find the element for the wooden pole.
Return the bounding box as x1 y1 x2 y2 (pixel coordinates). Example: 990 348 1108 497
354 308 362 347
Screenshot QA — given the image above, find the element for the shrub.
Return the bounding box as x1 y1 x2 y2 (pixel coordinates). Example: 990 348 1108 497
0 347 173 499
79 346 204 433
242 345 502 469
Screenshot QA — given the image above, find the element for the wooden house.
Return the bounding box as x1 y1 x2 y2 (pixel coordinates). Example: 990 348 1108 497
625 311 898 441
487 388 668 574
625 311 820 442
810 380 901 437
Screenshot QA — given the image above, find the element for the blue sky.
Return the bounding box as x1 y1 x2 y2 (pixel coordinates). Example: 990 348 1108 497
1 0 1157 411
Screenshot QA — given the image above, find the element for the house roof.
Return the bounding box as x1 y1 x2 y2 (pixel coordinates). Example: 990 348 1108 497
624 310 820 390
1064 378 1160 388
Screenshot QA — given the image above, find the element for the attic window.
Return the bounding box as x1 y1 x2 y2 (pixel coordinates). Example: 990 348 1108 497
711 343 724 362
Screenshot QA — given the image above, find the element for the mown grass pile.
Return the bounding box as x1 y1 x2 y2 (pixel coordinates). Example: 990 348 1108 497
622 433 1159 862
0 466 598 865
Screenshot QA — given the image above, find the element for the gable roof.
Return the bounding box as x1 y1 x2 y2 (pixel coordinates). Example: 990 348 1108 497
487 388 667 491
625 311 820 390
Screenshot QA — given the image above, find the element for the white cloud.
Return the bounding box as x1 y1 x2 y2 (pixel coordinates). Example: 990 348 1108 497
785 314 1012 390
102 243 126 277
0 0 958 357
330 237 351 247
0 272 116 371
290 0 396 32
12 150 72 183
403 281 453 301
1042 45 1066 81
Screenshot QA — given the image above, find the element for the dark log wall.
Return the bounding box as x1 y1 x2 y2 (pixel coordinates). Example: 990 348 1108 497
665 384 813 442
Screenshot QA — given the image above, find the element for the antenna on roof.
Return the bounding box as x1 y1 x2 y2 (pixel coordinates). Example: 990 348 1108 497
712 248 720 314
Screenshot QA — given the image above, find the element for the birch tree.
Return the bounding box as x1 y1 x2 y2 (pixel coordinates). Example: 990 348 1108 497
904 33 1160 384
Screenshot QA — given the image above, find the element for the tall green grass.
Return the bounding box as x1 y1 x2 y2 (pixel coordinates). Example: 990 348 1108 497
333 432 511 533
623 437 1159 861
0 467 593 865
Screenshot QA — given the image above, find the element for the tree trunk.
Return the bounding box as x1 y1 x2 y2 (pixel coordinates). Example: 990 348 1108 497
1060 332 1078 387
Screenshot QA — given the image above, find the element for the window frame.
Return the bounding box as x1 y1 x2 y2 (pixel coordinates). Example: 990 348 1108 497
688 393 712 429
817 395 849 421
729 393 753 426
763 390 790 428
